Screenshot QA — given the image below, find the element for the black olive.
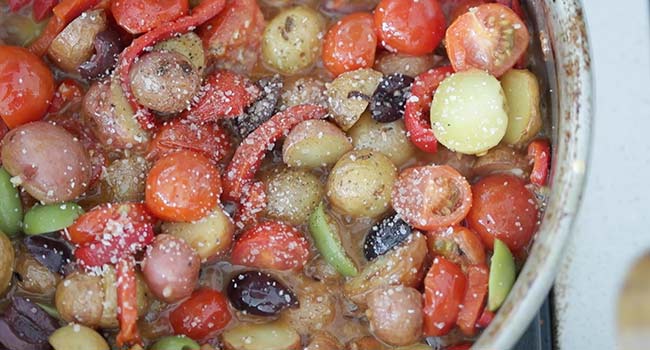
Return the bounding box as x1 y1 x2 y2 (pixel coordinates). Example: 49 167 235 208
0 297 58 350
79 29 124 81
228 76 283 138
364 215 413 260
227 271 299 316
370 74 415 123
23 234 73 275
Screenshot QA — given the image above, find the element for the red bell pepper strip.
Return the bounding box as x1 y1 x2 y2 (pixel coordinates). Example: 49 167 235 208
116 0 226 130
29 0 101 56
116 257 141 347
445 344 474 350
476 308 495 328
456 264 489 336
404 65 454 153
181 70 260 122
234 181 267 230
527 138 551 186
8 0 31 12
223 104 328 202
47 79 83 114
33 0 60 21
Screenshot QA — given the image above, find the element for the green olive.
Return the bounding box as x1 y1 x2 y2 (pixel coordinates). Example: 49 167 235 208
49 324 109 350
430 69 508 155
23 202 84 235
308 202 358 277
150 336 200 350
488 238 516 311
0 167 23 236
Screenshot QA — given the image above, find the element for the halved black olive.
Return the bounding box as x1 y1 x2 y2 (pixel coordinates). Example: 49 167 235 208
229 76 283 138
227 271 298 316
23 234 73 275
370 74 415 123
79 29 124 81
364 214 413 260
0 297 58 350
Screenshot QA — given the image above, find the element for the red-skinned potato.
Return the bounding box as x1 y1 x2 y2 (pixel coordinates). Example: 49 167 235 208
142 234 200 303
1 121 91 204
366 285 423 346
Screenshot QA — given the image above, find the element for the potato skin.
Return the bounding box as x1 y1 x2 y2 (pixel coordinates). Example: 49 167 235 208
366 286 423 346
282 120 352 169
130 51 201 114
263 167 324 225
348 112 417 167
55 272 104 327
48 10 107 72
0 234 14 295
262 6 325 75
327 149 397 218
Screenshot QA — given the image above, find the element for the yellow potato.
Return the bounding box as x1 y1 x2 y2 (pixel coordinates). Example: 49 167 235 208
501 69 543 145
326 68 383 130
154 32 206 74
48 10 107 72
348 112 417 167
222 321 301 350
49 324 109 350
283 120 352 169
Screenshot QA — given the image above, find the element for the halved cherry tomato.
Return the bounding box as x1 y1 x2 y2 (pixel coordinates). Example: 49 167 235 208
181 70 260 122
527 138 551 186
112 0 189 34
198 0 265 73
47 79 83 114
169 288 232 340
392 165 472 231
443 0 489 24
67 202 154 245
147 120 232 164
374 0 446 55
116 257 141 347
0 46 55 129
466 174 539 255
322 12 377 76
445 3 529 77
404 65 454 153
33 0 60 21
145 150 221 222
231 221 310 271
428 225 487 267
423 256 468 336
457 264 489 336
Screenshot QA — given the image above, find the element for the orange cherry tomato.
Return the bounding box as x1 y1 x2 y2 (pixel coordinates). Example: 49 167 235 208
428 225 487 267
445 3 529 77
145 150 221 222
423 256 467 336
231 221 310 271
466 174 539 255
374 0 446 55
112 0 189 34
456 264 489 336
322 12 377 76
392 165 472 231
169 288 232 340
0 46 55 129
67 203 155 245
147 120 232 164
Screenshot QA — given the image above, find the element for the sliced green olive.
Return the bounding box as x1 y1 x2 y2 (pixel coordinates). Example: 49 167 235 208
488 238 516 311
150 336 201 350
49 324 109 350
23 203 84 235
0 167 23 236
308 202 358 277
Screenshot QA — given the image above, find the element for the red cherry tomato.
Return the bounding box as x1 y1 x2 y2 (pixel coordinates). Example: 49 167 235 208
392 165 472 231
169 288 232 340
428 225 487 267
147 120 232 164
444 0 489 24
112 0 189 34
466 174 539 255
231 221 310 271
527 138 551 186
374 0 446 55
456 264 489 336
445 3 529 77
145 150 221 222
0 46 55 129
198 0 265 73
322 12 377 76
423 256 467 336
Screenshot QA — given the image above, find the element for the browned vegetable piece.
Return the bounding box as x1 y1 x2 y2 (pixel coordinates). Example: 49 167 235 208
366 285 423 346
305 332 342 350
14 249 60 296
344 232 427 306
55 271 104 327
281 76 328 108
48 10 108 73
374 52 439 77
102 155 150 202
0 233 14 295
426 145 477 179
130 51 202 115
472 145 531 179
281 279 337 335
346 336 388 350
327 68 383 130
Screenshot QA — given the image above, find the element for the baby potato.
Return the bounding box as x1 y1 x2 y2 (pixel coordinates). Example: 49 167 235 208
500 69 543 145
366 286 423 346
430 69 509 155
14 250 60 296
55 272 104 327
281 279 337 335
327 68 383 130
374 52 438 77
348 112 417 167
48 10 107 72
102 156 149 203
283 120 352 169
263 168 324 225
162 206 234 262
49 324 109 350
154 32 206 74
281 76 328 108
327 150 397 218
262 6 325 75
0 233 14 295
305 332 342 350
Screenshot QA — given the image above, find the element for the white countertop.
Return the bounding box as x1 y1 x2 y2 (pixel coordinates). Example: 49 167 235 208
554 0 650 349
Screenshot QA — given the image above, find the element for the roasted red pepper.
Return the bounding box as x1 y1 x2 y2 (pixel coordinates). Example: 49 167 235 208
223 104 328 202
29 0 101 56
33 0 60 21
457 265 489 336
181 70 260 122
404 65 454 153
476 308 495 328
527 138 551 186
116 257 141 347
234 181 267 230
117 0 226 130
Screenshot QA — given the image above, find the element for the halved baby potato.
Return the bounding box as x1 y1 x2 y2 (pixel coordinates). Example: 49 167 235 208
154 32 206 74
48 10 107 72
500 69 543 145
263 167 324 225
348 112 417 167
222 321 301 350
283 119 352 169
326 68 383 130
